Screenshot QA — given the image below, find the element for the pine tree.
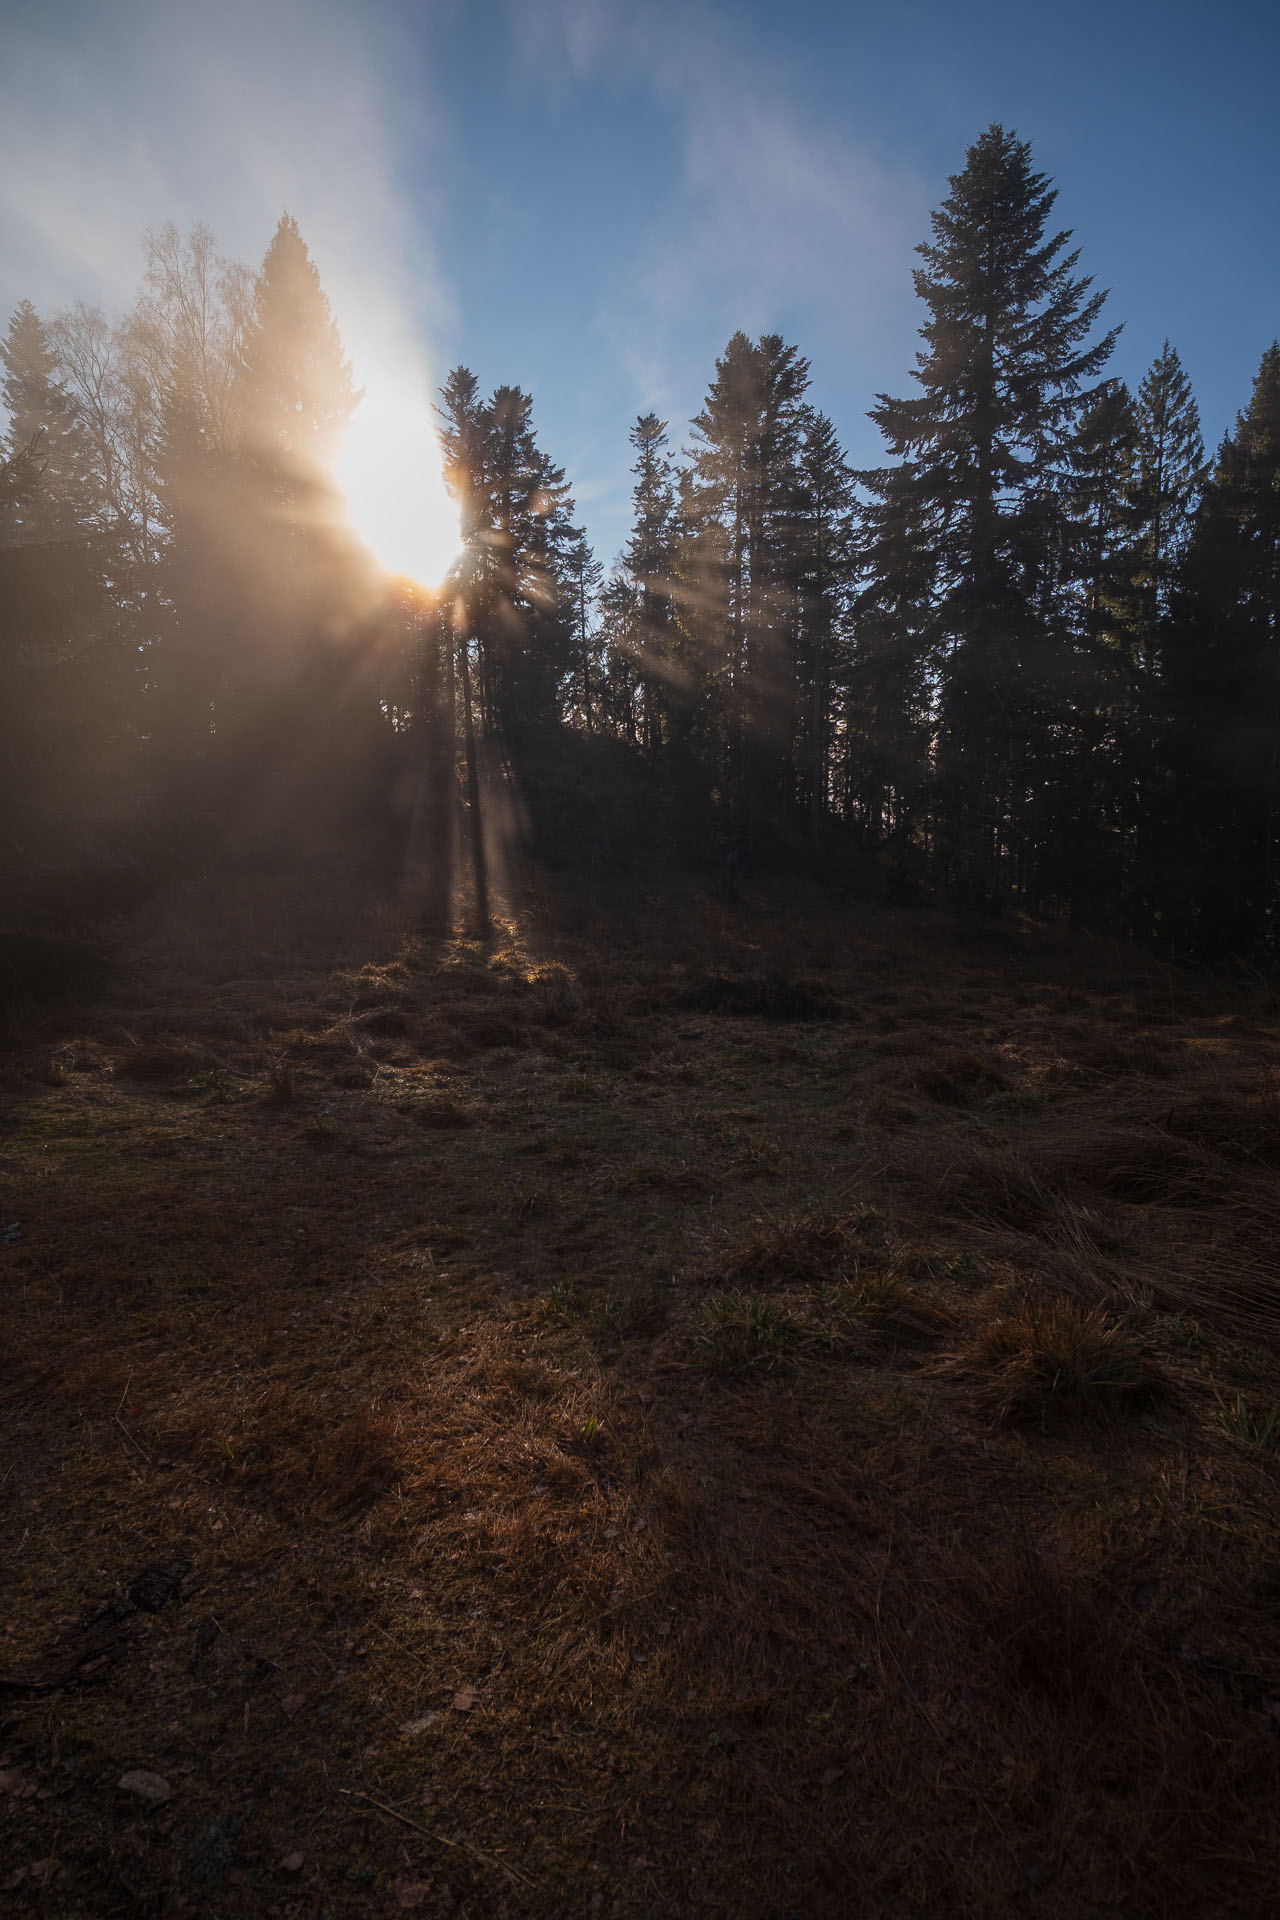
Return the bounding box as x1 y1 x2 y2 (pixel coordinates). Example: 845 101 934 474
869 124 1118 906
1042 379 1147 923
597 567 642 744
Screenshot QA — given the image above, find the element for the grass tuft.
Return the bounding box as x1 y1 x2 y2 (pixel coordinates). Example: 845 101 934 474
1220 1392 1280 1460
953 1293 1167 1425
691 1292 815 1374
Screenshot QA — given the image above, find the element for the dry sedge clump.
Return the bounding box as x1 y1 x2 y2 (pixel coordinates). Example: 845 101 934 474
924 1140 1062 1233
956 1293 1166 1425
161 1389 402 1522
705 1208 852 1288
910 1046 1007 1105
114 1038 213 1082
534 962 584 1027
1219 1392 1280 1459
819 1266 955 1350
691 1292 815 1374
1165 1085 1280 1166
595 1275 670 1344
263 1054 296 1104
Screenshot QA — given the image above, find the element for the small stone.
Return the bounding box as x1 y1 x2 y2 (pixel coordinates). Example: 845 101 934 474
399 1714 441 1737
118 1770 172 1808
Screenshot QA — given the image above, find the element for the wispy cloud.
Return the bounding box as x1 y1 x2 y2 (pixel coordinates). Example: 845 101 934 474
505 0 926 427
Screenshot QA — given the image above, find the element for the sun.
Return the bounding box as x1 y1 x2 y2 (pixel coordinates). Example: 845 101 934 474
336 374 460 589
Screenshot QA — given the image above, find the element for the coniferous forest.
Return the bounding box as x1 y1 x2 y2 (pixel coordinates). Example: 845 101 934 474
4 124 1280 1920
4 127 1278 958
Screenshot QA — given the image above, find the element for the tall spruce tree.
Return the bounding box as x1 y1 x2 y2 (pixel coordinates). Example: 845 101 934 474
1 302 99 541
848 447 937 851
684 331 810 840
869 124 1118 907
561 523 604 729
437 370 579 741
1163 344 1280 954
622 412 680 757
0 305 121 854
793 409 855 837
1134 340 1205 625
219 215 363 792
237 214 357 480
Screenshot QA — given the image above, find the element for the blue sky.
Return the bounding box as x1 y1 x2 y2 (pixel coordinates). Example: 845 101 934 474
3 0 1278 574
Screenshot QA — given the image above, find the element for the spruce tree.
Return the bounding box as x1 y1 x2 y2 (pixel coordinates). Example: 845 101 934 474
623 412 679 757
1163 344 1280 954
561 523 603 729
849 448 937 853
793 409 855 837
237 214 357 481
869 124 1118 906
1134 340 1205 623
437 370 579 741
685 331 810 838
1 301 99 540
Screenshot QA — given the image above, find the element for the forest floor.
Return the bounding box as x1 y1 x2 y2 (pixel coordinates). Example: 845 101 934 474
2 849 1280 1919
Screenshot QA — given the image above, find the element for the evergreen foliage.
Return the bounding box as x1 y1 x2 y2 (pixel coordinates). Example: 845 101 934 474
1163 345 1280 954
0 132 1275 960
867 124 1120 908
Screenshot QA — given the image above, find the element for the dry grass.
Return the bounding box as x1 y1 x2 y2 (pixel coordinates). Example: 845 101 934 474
1 855 1279 1916
945 1292 1168 1426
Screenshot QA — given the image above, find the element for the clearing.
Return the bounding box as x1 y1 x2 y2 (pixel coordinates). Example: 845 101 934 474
2 853 1279 1917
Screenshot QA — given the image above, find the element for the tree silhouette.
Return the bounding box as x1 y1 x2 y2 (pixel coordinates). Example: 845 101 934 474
869 124 1119 907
